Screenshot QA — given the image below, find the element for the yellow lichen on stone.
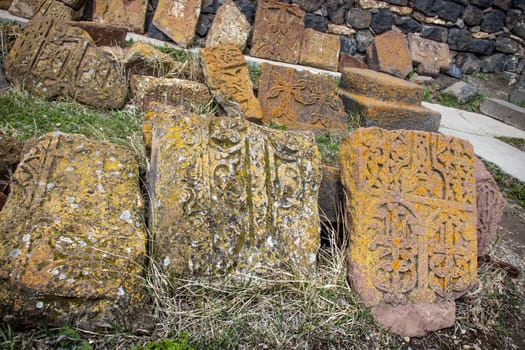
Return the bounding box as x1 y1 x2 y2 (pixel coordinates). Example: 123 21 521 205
0 132 149 330
149 108 321 277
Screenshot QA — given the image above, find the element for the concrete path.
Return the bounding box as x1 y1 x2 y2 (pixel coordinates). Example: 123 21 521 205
425 102 525 182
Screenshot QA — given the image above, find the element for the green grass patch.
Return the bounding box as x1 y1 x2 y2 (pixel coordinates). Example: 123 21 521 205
437 92 484 113
495 136 525 150
484 160 525 207
155 45 192 64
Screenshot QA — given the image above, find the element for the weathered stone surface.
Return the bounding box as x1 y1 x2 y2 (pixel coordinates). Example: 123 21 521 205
431 0 464 22
299 29 340 71
339 90 442 131
340 127 477 337
9 0 83 19
319 165 343 224
340 67 424 105
328 24 356 36
200 45 262 122
0 131 23 211
481 9 506 33
5 17 127 109
480 97 525 131
408 34 450 76
366 31 413 78
93 0 147 34
152 0 201 47
421 25 448 43
455 53 481 74
0 1 13 10
291 0 322 12
443 81 478 103
130 75 213 112
463 5 484 26
474 157 505 256
0 133 149 331
356 29 374 53
304 13 329 32
258 63 348 132
148 110 321 277
481 53 507 73
71 21 127 47
250 0 305 64
340 35 357 55
347 8 372 29
338 53 368 71
448 28 472 51
206 0 250 50
358 0 413 15
125 41 191 79
495 36 520 53
468 39 495 55
370 8 394 34
395 16 422 33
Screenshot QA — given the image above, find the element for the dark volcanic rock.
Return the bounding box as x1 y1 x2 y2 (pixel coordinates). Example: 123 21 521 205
481 53 507 73
347 8 371 29
413 0 435 16
456 53 481 74
493 0 512 10
449 28 472 51
326 0 347 24
495 36 520 53
469 39 495 55
234 0 258 24
356 29 374 53
471 0 493 8
481 9 506 32
431 0 464 22
291 0 323 12
395 16 422 33
340 35 357 55
304 14 329 32
421 25 448 42
513 0 525 10
371 8 394 34
463 5 484 26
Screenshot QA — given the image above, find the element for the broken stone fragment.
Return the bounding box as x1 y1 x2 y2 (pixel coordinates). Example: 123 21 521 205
340 127 477 337
4 16 128 109
0 132 151 331
152 0 202 48
367 30 413 79
148 108 321 277
92 0 148 34
9 0 84 19
206 0 251 50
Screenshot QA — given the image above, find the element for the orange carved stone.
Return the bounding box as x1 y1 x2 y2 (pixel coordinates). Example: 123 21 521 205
93 0 147 34
201 45 262 122
258 63 348 132
152 0 202 48
340 128 477 337
250 0 305 64
408 33 450 77
299 29 340 71
9 0 84 19
367 31 413 79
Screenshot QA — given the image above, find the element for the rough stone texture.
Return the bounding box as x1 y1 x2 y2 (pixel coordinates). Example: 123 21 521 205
0 131 23 212
291 0 322 12
0 133 149 331
495 36 520 53
340 36 357 55
148 109 321 277
0 0 12 9
421 25 448 43
206 0 250 50
514 0 525 10
304 13 329 32
339 90 442 132
474 157 505 256
338 53 368 71
443 81 478 103
5 17 127 109
481 53 507 73
201 45 262 122
507 10 525 40
463 5 484 26
455 53 481 74
152 0 202 47
71 21 127 47
395 16 422 33
299 29 340 71
340 127 477 337
480 97 525 130
319 165 343 224
494 0 512 9
431 0 464 22
59 0 84 8
340 67 424 105
347 8 372 29
250 0 305 64
328 24 356 36
481 9 506 33
469 39 495 55
448 28 472 51
408 34 450 76
366 31 413 79
130 75 213 112
358 0 413 15
472 0 492 7
9 0 84 19
258 63 348 132
356 29 374 53
370 8 394 34
93 0 147 34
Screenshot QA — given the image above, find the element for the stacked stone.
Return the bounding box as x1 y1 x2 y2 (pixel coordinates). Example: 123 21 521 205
338 67 442 132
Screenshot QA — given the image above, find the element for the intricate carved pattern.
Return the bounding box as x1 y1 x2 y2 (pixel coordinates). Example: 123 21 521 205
250 0 305 64
342 128 477 307
258 63 348 132
205 0 250 50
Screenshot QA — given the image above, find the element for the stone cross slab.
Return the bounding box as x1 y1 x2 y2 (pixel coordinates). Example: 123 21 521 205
148 109 321 277
340 128 477 337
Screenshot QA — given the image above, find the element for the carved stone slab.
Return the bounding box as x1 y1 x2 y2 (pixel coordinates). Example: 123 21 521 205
340 128 477 337
250 0 305 64
299 29 340 71
72 21 128 47
9 0 84 19
5 17 127 109
367 31 413 79
152 0 202 48
258 63 348 132
0 133 149 331
200 45 262 122
130 75 213 112
149 109 321 277
408 34 450 77
206 0 250 50
93 0 148 34
474 157 505 256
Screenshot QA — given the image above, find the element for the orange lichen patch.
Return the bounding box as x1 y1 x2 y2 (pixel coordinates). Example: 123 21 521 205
366 31 412 79
0 132 149 330
200 45 262 122
148 108 321 277
93 0 148 34
152 0 201 47
340 67 424 105
340 128 477 311
299 29 340 71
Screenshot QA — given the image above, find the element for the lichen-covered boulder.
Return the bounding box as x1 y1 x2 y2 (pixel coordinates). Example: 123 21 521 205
148 108 321 277
340 128 477 337
0 132 150 331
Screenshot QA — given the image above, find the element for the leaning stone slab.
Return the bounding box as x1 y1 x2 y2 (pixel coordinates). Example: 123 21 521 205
152 0 202 48
340 128 477 337
367 30 413 78
258 63 348 133
474 157 505 256
480 97 525 131
93 0 148 34
72 21 128 47
149 109 321 277
5 16 127 109
130 75 213 112
0 132 150 331
9 0 84 19
408 33 450 77
201 45 262 122
250 0 305 64
206 0 250 50
299 29 340 71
